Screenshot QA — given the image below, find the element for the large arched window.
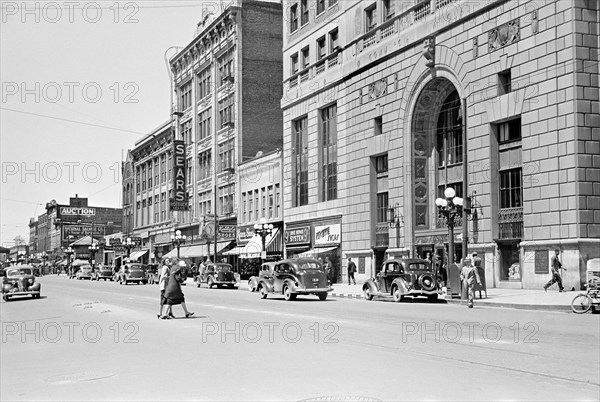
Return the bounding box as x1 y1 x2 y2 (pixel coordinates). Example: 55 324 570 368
436 91 462 167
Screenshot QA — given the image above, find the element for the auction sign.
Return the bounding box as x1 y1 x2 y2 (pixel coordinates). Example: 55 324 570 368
170 140 189 211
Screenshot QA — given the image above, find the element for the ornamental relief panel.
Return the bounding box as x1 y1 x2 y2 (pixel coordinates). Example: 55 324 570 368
488 19 520 50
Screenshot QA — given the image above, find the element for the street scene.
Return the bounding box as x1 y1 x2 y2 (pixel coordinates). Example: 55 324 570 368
1 0 599 401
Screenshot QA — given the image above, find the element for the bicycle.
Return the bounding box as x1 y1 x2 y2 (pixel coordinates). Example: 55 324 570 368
571 279 600 314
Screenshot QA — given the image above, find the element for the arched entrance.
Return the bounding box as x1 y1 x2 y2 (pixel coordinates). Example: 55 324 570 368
410 77 463 267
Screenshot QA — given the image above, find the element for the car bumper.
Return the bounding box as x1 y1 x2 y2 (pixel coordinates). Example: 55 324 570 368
4 290 40 296
293 286 332 294
407 289 439 296
213 281 238 286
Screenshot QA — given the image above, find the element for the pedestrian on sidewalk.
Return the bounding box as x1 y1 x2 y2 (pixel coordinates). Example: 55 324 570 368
460 257 481 308
163 260 194 319
347 257 357 285
324 257 333 285
544 249 566 292
157 257 171 319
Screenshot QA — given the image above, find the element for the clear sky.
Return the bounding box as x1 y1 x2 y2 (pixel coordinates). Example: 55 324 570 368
0 1 227 247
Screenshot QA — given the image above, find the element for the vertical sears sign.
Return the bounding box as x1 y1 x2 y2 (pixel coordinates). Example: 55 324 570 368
170 140 189 210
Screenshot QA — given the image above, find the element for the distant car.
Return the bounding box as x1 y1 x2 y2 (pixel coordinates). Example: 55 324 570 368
363 258 440 303
2 266 41 301
248 261 277 292
146 264 160 285
195 263 237 289
116 263 147 285
256 258 332 301
76 264 94 280
94 265 114 281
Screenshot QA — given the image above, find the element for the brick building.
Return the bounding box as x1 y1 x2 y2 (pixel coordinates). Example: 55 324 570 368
124 0 283 264
281 0 599 289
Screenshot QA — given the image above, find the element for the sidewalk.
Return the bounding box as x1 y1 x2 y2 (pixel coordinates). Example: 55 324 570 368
330 283 582 312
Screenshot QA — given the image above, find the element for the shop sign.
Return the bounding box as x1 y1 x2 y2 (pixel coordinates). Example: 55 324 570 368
237 226 256 243
60 207 96 216
109 238 122 246
63 225 104 238
128 236 142 246
285 226 310 245
314 224 341 246
218 225 236 240
170 140 189 211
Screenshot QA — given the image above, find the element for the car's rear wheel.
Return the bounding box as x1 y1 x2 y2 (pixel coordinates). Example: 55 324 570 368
363 287 373 301
3 295 9 302
284 286 293 301
208 277 214 289
428 294 439 303
248 280 255 292
392 286 402 302
318 292 327 301
259 285 268 299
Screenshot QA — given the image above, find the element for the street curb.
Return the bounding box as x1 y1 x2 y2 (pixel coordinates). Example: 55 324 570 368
329 290 573 312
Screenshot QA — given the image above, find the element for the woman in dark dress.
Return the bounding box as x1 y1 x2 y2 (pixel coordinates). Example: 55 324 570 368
163 262 194 319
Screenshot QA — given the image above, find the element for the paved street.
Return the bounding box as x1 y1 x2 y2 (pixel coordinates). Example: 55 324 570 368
1 276 599 401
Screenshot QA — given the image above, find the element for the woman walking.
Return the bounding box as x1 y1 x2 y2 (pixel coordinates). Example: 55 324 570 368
163 260 194 319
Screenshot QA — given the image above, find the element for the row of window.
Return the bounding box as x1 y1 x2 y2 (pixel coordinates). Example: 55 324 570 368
136 153 170 192
177 48 235 112
290 0 338 32
290 28 338 75
292 103 338 207
241 184 281 223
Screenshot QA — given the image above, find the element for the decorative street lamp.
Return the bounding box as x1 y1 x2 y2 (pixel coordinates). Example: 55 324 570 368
88 242 99 267
123 237 135 260
171 230 187 259
435 187 464 268
387 203 404 249
28 254 35 264
65 246 74 274
254 219 274 262
17 253 26 265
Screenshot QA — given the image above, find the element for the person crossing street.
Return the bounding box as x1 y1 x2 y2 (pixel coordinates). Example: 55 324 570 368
460 257 481 308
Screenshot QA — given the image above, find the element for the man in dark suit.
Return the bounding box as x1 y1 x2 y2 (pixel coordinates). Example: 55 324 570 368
544 249 565 292
347 257 357 285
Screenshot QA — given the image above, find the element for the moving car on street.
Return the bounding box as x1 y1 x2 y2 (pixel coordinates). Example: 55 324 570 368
145 264 159 285
248 261 277 292
75 264 94 280
256 258 332 301
116 263 147 285
363 258 440 303
94 264 114 281
195 263 237 289
2 266 41 301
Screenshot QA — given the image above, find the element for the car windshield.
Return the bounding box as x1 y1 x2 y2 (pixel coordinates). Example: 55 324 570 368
215 265 230 272
81 266 92 270
129 264 145 270
296 262 320 270
6 268 32 276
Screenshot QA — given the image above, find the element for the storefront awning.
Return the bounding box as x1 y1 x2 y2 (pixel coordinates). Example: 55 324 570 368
129 250 149 261
223 229 279 258
293 246 338 259
163 241 233 259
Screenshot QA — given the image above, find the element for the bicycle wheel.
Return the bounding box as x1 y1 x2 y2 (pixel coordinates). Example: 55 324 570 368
571 294 592 314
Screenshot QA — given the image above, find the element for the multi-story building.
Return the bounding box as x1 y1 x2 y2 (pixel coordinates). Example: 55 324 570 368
28 196 122 263
281 0 599 289
223 148 284 275
124 1 283 264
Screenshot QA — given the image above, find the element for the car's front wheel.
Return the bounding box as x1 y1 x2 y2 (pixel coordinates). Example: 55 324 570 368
363 287 374 301
248 280 255 292
392 286 402 302
317 292 327 301
283 286 295 301
208 277 214 289
3 294 9 302
259 285 268 299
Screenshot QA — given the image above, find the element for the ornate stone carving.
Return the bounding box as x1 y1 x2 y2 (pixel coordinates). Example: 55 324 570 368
488 19 520 50
531 10 538 34
473 37 478 58
423 36 435 68
368 79 387 100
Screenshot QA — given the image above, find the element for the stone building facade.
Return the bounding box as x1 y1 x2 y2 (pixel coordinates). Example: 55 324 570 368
281 0 599 289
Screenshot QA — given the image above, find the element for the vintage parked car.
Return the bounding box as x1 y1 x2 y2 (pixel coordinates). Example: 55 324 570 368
363 258 440 303
75 264 94 280
248 261 277 292
256 258 332 301
3 266 41 301
94 264 114 281
195 263 237 289
145 264 160 285
116 263 147 285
